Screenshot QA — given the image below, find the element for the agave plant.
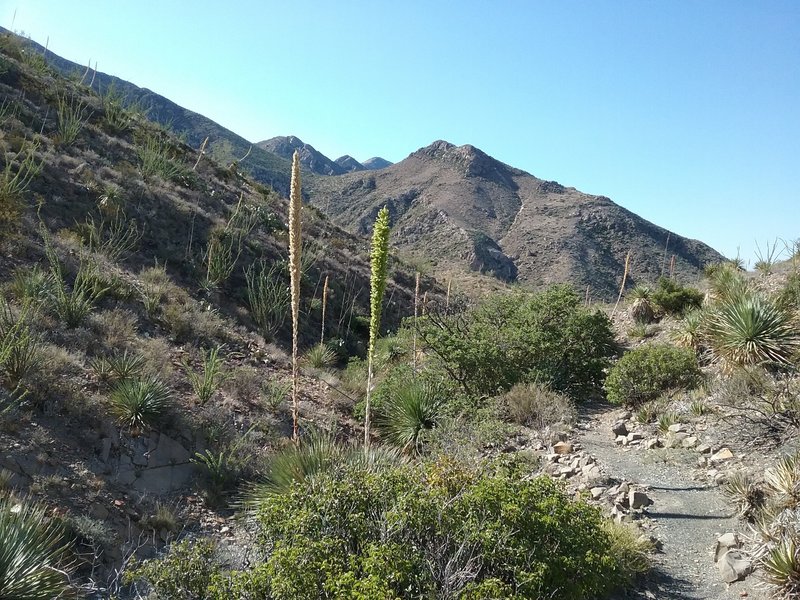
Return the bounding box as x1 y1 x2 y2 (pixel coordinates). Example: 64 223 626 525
722 471 765 520
110 376 171 432
761 536 800 594
0 497 72 600
377 380 445 452
628 285 656 324
704 292 800 370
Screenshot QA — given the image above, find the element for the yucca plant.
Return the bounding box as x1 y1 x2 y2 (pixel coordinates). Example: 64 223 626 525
10 266 56 306
183 345 229 404
0 496 72 600
377 380 444 453
110 376 171 433
105 350 146 382
765 453 800 507
657 411 679 434
672 309 704 352
303 343 337 370
706 263 750 304
704 292 800 370
55 92 90 146
244 432 403 506
628 285 656 324
0 301 41 388
364 206 391 448
761 536 800 594
722 471 765 520
635 403 659 424
288 151 302 441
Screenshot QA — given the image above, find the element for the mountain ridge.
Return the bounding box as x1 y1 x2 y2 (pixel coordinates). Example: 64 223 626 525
308 140 725 299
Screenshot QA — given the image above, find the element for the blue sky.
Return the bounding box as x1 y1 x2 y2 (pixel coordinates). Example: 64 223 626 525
3 1 798 264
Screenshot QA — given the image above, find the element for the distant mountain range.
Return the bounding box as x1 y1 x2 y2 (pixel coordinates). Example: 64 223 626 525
257 136 392 176
307 140 724 298
12 26 725 298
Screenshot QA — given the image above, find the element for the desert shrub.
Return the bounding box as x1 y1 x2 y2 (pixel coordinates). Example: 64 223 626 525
136 132 184 181
234 460 644 599
302 343 337 370
183 346 229 404
0 141 41 238
0 300 42 388
246 262 289 341
110 376 171 432
502 381 576 430
0 496 72 599
777 272 800 311
9 266 56 306
605 344 701 406
417 285 616 398
671 309 704 352
704 291 799 370
375 378 445 452
628 285 656 324
54 93 90 146
125 538 217 599
651 277 703 315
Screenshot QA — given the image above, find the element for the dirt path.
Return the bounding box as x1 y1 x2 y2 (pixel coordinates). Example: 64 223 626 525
577 408 769 600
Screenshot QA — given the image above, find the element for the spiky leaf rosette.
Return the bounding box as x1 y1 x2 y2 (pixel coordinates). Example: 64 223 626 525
705 292 800 369
288 151 302 440
0 497 72 599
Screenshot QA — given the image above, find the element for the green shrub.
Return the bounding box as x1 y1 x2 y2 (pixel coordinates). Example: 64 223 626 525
302 343 337 370
418 285 616 398
605 344 701 406
126 538 217 599
237 460 644 599
0 496 72 599
777 272 800 311
651 277 703 315
183 345 229 404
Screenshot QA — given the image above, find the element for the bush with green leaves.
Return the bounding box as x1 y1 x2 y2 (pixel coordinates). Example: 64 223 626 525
605 343 702 406
651 277 704 315
139 459 645 599
0 496 73 599
417 285 616 398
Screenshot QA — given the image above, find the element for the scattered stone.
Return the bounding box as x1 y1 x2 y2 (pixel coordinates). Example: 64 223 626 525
665 432 689 448
681 436 698 449
710 448 734 464
715 532 741 561
717 550 752 583
558 466 576 477
545 453 560 463
615 435 628 446
629 489 653 509
590 486 606 500
618 482 630 494
612 420 628 437
627 432 644 442
668 423 690 433
645 438 662 450
696 444 712 454
582 465 603 482
553 441 573 455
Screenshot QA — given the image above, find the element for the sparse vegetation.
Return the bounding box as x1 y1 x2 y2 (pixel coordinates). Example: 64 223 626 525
110 376 171 432
502 381 576 431
183 345 229 404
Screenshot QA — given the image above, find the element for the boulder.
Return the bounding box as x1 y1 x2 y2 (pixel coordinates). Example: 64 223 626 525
590 486 606 500
553 441 573 455
716 550 751 583
710 448 734 464
681 436 698 449
629 489 653 509
611 420 628 437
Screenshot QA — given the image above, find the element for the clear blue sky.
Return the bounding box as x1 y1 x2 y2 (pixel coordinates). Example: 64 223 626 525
3 1 798 264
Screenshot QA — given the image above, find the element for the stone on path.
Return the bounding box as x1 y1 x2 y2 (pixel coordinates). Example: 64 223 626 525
629 489 653 509
612 420 628 437
710 447 734 464
716 550 751 583
553 441 573 455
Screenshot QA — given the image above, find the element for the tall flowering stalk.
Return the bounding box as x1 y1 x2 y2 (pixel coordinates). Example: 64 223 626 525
364 206 391 448
320 274 329 345
412 272 420 373
288 151 302 442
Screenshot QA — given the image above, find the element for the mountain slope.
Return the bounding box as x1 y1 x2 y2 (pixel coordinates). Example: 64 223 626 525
258 135 346 176
362 157 393 170
308 140 725 299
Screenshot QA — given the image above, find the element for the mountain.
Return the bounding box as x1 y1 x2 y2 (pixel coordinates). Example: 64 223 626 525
0 26 295 194
257 135 346 176
308 140 725 299
335 155 366 172
362 157 393 170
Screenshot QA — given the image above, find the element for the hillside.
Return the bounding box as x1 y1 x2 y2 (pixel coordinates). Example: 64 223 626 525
309 140 725 299
257 135 347 176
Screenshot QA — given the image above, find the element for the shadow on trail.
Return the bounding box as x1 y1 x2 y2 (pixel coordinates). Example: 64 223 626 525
649 485 714 492
649 511 735 521
617 567 697 599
